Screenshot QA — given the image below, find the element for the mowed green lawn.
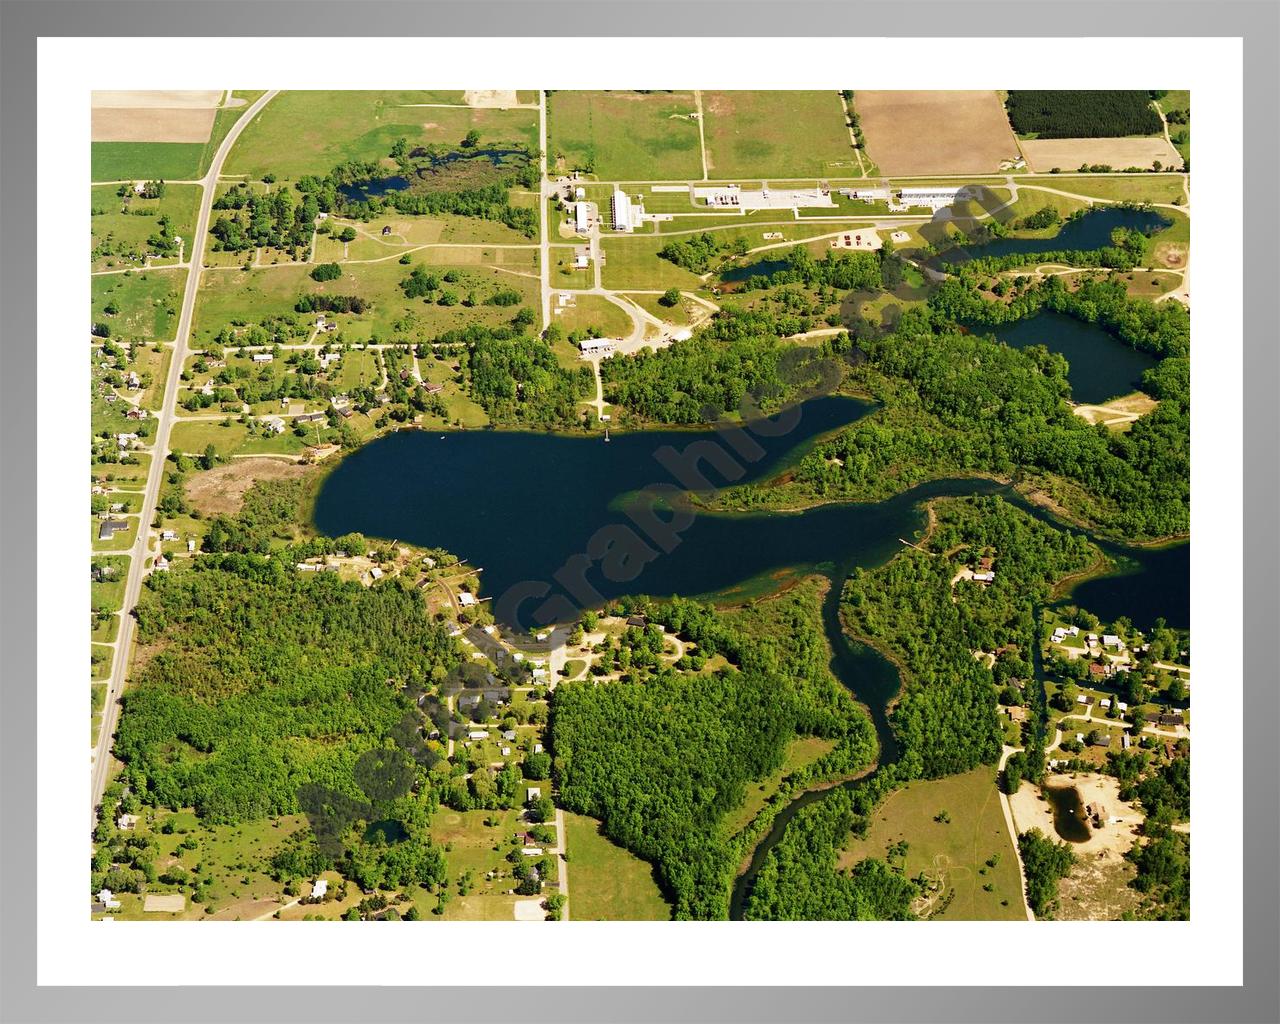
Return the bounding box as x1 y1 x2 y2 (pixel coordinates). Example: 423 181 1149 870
223 91 539 180
91 269 187 342
839 766 1025 921
91 184 201 271
562 812 672 920
599 236 706 291
1037 175 1186 205
701 91 857 179
192 258 537 346
548 91 703 180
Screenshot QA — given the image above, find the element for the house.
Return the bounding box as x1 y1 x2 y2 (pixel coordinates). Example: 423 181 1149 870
187 539 196 553
260 415 286 434
1156 712 1185 727
1100 698 1112 709
160 529 177 541
154 554 169 571
501 746 512 756
296 411 327 425
533 743 544 754
971 571 995 583
458 591 476 607
1122 733 1132 750
311 879 328 900
116 813 138 831
125 407 147 421
573 250 589 269
1066 625 1080 636
98 519 129 541
1116 701 1128 712
423 381 444 395
503 730 517 741
521 847 544 857
468 730 490 741
1102 634 1124 649
252 352 274 364
626 614 648 628
116 433 138 448
97 888 121 910
1006 706 1028 722
977 556 994 572
1088 661 1110 680
526 787 541 801
1076 694 1089 705
368 566 383 581
126 371 140 389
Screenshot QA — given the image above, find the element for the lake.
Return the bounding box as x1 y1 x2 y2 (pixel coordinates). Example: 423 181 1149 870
337 176 411 201
1044 783 1093 843
949 206 1171 263
969 311 1158 405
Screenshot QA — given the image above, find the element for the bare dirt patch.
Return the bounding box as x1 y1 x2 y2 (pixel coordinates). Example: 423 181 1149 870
92 90 224 109
142 893 186 913
1153 241 1187 268
92 107 217 144
1072 392 1158 431
463 90 522 109
185 458 313 517
209 898 282 921
854 91 1019 175
1020 136 1181 173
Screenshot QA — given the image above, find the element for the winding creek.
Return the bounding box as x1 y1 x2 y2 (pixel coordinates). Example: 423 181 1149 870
313 394 1188 918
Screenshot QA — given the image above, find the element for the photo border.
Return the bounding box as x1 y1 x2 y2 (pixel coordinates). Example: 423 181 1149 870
2 2 1276 1021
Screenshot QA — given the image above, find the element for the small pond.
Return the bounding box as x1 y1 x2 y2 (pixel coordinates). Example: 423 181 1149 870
1044 783 1093 843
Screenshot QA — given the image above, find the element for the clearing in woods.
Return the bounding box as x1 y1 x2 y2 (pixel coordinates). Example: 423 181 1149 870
837 765 1025 920
853 91 1020 176
561 811 672 920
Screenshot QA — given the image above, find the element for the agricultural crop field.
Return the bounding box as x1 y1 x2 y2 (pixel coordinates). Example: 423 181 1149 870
854 91 1020 176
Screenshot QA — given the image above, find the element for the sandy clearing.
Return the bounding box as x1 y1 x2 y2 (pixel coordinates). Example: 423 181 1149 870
142 893 186 913
92 107 217 144
184 458 313 516
1073 392 1158 429
1008 773 1144 860
855 91 1019 175
210 898 284 921
92 90 224 109
463 90 521 108
1020 136 1182 173
513 899 545 921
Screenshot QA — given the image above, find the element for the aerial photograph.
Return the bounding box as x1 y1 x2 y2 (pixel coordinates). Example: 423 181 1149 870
88 88 1191 923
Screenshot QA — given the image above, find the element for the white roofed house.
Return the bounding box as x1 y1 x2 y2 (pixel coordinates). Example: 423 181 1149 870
252 352 274 363
260 415 286 435
458 590 476 607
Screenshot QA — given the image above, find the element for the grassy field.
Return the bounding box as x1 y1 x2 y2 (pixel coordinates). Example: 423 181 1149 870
192 258 538 346
426 807 529 921
562 811 672 921
91 184 201 271
1158 90 1191 165
551 294 633 339
91 515 137 552
93 454 151 490
838 766 1025 921
548 91 703 180
91 683 107 746
701 91 857 179
91 269 187 342
1033 175 1186 205
169 419 305 459
599 236 708 291
223 91 539 180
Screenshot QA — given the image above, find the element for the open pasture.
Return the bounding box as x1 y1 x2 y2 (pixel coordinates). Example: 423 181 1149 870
548 90 703 181
1021 137 1182 173
838 766 1025 921
701 91 856 179
223 91 539 180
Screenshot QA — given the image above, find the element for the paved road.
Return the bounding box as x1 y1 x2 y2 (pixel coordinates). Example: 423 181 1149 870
90 90 280 825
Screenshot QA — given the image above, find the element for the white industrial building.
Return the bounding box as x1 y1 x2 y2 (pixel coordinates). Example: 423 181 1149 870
892 186 977 212
574 201 591 234
579 338 617 357
693 183 835 211
610 188 645 231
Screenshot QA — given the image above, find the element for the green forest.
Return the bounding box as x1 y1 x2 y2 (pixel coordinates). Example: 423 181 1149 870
550 593 876 919
115 554 459 822
1005 91 1164 139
